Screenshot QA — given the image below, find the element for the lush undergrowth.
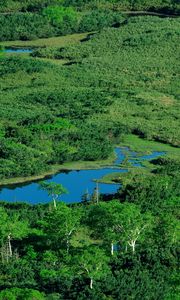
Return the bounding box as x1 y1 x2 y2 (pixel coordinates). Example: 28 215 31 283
0 16 179 180
0 159 179 299
0 32 91 48
0 8 125 41
0 2 179 299
0 0 179 42
1 0 180 14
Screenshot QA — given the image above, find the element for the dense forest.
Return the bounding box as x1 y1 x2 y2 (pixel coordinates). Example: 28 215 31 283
0 159 179 299
0 0 179 299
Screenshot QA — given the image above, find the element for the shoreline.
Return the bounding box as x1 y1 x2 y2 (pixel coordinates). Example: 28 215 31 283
0 136 179 188
0 153 118 188
0 145 145 188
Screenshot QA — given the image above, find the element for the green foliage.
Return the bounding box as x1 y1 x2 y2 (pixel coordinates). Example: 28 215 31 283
1 0 179 14
0 180 178 298
39 182 68 198
152 157 180 176
0 13 55 41
1 1 179 42
43 5 77 29
0 138 48 178
0 288 45 300
0 1 64 13
39 182 68 208
0 16 179 179
119 173 180 213
0 5 124 41
78 9 125 32
0 45 4 58
76 247 110 288
0 2 179 298
41 202 81 251
85 201 154 254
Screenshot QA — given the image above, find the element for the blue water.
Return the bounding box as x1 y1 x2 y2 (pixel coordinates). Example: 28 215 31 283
114 147 126 164
0 147 165 204
138 151 165 161
129 151 165 167
5 48 33 53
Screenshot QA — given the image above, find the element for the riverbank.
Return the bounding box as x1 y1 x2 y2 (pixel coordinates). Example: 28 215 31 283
0 32 94 48
96 135 180 185
0 135 178 188
1 9 179 49
0 31 95 65
121 135 180 159
0 151 117 187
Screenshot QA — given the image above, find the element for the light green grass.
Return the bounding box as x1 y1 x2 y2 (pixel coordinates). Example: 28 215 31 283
2 32 93 65
98 134 180 184
96 172 126 184
1 135 178 187
98 168 150 185
4 51 69 65
71 226 101 248
121 134 180 159
4 52 30 57
34 57 69 65
0 32 93 48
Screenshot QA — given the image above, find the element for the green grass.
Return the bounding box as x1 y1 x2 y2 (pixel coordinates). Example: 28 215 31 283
0 151 117 186
2 134 175 186
34 57 69 65
98 167 154 186
0 32 93 48
1 17 179 182
121 134 180 159
98 134 180 185
4 51 69 65
96 172 126 184
1 32 93 65
71 226 101 248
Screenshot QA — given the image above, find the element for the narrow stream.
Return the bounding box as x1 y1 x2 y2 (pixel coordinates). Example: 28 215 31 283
4 48 33 53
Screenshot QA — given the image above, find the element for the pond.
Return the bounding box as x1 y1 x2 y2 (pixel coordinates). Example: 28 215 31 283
0 147 165 205
4 48 33 54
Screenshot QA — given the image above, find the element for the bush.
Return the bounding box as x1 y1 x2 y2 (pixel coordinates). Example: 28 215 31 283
0 288 45 300
0 13 55 41
78 9 125 32
42 5 78 34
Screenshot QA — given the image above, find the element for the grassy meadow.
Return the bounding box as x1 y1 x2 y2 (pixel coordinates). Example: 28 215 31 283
0 16 179 182
0 32 92 48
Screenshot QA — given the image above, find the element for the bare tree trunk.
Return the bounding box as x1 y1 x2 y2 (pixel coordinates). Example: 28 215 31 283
111 242 114 256
1 244 6 264
8 234 12 257
53 198 57 209
129 240 136 254
90 278 93 289
132 241 135 254
66 238 69 254
66 229 74 255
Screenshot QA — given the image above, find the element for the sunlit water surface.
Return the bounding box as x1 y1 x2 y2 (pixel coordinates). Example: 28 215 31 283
0 148 165 204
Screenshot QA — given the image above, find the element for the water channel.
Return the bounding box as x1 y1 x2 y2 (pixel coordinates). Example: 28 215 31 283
0 148 165 204
4 48 33 53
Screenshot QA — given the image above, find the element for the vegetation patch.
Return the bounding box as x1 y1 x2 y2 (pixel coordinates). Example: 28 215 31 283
0 2 179 299
0 16 180 181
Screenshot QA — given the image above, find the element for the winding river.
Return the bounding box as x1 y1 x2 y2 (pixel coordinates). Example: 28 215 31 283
0 148 165 204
